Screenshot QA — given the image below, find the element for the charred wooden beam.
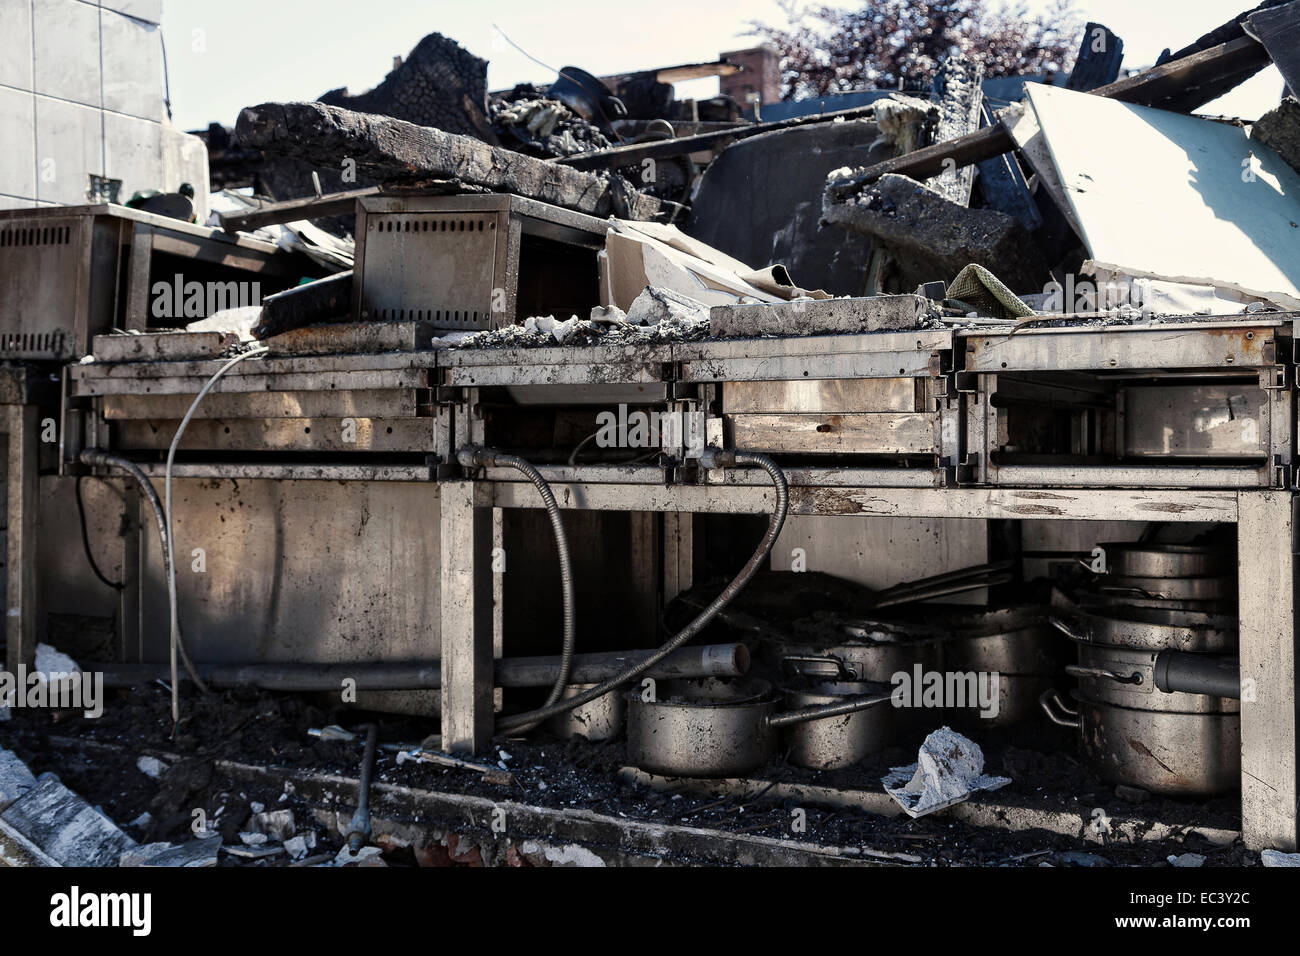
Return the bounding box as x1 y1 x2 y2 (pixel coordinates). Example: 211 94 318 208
234 101 663 221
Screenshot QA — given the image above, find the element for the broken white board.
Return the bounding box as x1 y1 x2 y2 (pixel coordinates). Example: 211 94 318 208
1024 83 1300 310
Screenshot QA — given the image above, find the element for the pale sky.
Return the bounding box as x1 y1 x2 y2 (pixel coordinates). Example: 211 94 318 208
159 0 1287 131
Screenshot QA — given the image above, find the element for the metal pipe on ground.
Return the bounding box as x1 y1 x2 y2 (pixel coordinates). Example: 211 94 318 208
96 643 750 691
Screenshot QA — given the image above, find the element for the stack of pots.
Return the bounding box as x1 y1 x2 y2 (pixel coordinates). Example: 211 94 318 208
1046 543 1239 797
942 606 1067 727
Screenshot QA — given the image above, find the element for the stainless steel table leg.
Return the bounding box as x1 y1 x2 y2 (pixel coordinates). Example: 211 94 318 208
1238 490 1300 850
439 481 494 754
4 404 38 677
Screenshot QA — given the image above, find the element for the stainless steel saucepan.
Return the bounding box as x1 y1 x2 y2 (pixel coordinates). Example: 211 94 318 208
626 677 894 777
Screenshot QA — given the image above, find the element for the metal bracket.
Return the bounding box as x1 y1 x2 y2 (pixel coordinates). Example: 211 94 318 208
1260 366 1288 390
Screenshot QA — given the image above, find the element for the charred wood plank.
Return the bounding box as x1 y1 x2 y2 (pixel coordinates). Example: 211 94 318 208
219 188 379 233
1065 23 1124 91
253 271 353 340
1247 0 1300 96
234 101 663 221
554 104 879 171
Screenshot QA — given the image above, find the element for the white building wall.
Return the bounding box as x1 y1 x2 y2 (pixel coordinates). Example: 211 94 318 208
0 0 208 217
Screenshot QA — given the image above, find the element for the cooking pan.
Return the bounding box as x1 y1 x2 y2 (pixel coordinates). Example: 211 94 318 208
626 677 894 777
1065 642 1239 714
781 680 896 770
1041 689 1239 797
1049 607 1237 653
548 683 626 741
1095 543 1232 578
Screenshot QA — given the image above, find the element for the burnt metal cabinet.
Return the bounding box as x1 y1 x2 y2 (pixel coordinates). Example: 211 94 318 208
0 204 299 362
352 194 607 333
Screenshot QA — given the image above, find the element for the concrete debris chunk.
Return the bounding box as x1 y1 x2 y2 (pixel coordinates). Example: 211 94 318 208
335 844 385 866
0 749 37 811
871 94 937 153
624 286 710 327
224 843 285 860
136 756 166 779
823 172 1048 293
0 773 135 867
35 643 80 676
120 836 221 868
710 294 940 338
284 831 317 860
1261 848 1300 867
1168 852 1206 868
882 727 1011 818
252 809 296 843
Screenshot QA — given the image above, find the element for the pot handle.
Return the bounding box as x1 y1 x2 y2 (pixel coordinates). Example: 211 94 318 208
1049 614 1089 644
766 689 895 729
782 655 856 680
1039 688 1080 728
1065 664 1142 685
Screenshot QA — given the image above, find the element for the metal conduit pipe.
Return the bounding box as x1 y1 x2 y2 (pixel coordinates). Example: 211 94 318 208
488 449 788 737
457 446 577 732
79 449 209 723
1153 651 1241 699
97 643 750 691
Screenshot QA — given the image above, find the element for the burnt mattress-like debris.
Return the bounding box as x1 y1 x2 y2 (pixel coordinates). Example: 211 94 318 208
234 101 663 221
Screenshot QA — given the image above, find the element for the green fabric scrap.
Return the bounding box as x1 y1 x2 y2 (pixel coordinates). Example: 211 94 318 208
947 263 1035 319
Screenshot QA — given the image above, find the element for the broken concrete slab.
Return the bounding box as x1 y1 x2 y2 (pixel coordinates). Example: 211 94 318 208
235 102 662 222
91 331 238 363
823 172 1048 293
710 295 940 338
0 773 135 867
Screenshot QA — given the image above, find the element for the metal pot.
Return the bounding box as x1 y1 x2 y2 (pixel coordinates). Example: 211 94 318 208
766 617 945 684
1096 543 1232 578
1050 608 1237 652
1067 643 1239 714
548 683 626 742
1041 690 1239 797
626 677 894 778
781 680 896 770
944 606 1066 675
1075 589 1234 616
1097 575 1235 602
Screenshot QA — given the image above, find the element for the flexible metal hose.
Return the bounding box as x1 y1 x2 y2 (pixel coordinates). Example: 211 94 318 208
492 450 787 735
79 449 209 723
462 449 576 732
164 347 268 716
